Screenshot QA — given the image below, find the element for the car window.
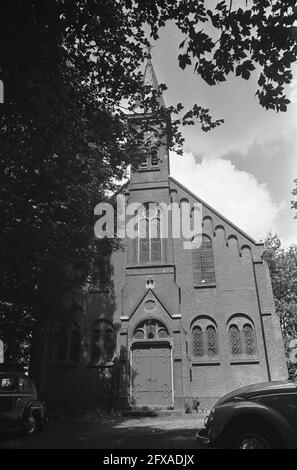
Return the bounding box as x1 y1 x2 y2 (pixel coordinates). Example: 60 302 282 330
18 377 33 393
0 375 18 392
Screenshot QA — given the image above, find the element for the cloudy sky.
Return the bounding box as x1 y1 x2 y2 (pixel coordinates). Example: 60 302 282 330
149 22 297 247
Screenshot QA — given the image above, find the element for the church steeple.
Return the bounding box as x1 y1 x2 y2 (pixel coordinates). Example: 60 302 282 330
143 46 165 108
129 47 170 184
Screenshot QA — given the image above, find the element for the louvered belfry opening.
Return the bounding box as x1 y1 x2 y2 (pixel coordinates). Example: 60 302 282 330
192 235 216 286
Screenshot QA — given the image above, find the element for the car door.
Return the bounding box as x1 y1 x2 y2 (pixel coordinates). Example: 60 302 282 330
0 375 19 429
17 377 35 422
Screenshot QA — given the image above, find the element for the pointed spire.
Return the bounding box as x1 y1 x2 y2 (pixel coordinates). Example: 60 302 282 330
143 44 165 108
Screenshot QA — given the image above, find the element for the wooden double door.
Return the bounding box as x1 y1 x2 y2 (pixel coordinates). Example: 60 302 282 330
132 343 173 407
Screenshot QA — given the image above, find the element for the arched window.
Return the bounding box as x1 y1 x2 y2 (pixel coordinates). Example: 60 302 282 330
150 217 162 262
139 131 160 170
104 328 115 362
134 329 145 340
228 316 257 359
192 327 204 357
229 325 242 356
243 324 257 356
192 235 216 286
91 329 101 361
206 326 218 357
91 320 115 363
137 204 162 264
53 322 81 363
191 318 219 359
133 319 169 340
158 328 168 339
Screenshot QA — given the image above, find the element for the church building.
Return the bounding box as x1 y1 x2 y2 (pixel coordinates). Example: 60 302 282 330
31 58 288 413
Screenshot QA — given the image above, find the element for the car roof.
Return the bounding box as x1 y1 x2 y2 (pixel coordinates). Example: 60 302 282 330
235 380 297 394
0 371 29 379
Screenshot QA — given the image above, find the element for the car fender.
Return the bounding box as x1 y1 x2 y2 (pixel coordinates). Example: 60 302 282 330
211 401 297 449
21 400 44 423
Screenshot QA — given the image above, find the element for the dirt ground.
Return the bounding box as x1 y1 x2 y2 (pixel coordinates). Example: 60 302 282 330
0 411 207 449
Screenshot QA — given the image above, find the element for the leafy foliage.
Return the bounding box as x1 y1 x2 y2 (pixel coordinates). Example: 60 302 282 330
263 234 297 376
0 0 296 364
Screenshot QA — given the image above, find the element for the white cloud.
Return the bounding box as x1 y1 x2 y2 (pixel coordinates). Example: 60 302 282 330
170 152 284 241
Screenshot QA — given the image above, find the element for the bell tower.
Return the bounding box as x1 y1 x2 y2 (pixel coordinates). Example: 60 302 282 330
129 51 170 188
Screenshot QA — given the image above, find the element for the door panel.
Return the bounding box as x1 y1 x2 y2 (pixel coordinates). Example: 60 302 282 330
151 348 172 406
0 396 18 429
132 344 172 407
133 349 153 405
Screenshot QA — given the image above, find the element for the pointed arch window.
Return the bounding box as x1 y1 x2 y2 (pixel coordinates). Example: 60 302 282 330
192 235 216 286
137 204 162 264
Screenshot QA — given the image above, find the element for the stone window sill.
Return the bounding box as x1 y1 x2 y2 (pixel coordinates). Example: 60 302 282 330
194 284 216 289
230 356 259 365
192 357 220 366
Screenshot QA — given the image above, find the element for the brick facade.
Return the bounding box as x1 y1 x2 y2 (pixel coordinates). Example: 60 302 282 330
31 62 288 413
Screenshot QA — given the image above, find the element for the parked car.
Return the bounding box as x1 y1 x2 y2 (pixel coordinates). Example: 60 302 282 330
197 380 297 449
0 369 47 435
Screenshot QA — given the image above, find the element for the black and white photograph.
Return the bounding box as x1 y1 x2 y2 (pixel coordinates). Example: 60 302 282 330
0 0 297 453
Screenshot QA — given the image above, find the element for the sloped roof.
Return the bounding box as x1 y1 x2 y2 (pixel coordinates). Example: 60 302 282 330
169 176 262 246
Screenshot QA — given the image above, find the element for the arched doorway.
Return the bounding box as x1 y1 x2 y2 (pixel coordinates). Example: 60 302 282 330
131 319 173 407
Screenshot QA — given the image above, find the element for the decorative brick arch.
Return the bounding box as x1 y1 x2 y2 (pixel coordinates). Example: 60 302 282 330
127 313 174 340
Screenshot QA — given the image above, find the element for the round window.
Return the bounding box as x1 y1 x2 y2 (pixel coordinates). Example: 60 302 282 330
144 299 156 312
